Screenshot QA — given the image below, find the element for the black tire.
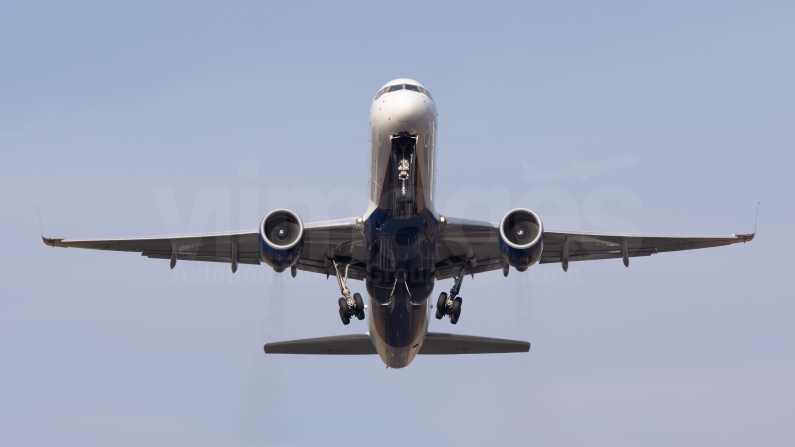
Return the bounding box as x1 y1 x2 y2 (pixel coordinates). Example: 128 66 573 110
338 297 350 325
353 293 365 320
436 292 448 317
450 297 462 324
339 308 350 325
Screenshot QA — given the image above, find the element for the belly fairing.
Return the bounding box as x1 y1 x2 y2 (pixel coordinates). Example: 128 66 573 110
364 211 437 368
368 282 431 368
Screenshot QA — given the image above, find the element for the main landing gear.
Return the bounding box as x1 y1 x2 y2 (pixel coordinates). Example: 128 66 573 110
332 259 365 325
435 291 462 324
436 253 475 324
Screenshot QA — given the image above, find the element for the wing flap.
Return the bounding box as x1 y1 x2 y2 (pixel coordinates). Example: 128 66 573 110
435 257 504 280
539 247 657 264
419 332 530 354
141 251 261 265
295 217 367 279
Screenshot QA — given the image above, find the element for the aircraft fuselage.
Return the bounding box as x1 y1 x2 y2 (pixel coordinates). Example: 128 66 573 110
363 79 439 368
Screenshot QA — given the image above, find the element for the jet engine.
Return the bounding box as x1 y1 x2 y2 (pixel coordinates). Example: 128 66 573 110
499 208 544 272
259 209 304 272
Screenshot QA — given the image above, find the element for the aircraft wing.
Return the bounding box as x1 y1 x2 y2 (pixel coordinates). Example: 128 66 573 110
539 230 754 264
42 217 367 278
435 217 754 279
293 218 367 280
42 231 263 265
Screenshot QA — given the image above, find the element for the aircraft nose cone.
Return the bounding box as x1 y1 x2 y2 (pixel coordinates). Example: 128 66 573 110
387 91 426 123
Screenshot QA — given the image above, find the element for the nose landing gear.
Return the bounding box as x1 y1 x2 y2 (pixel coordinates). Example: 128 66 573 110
331 258 365 325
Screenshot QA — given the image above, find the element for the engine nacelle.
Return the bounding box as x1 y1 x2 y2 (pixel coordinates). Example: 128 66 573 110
499 208 544 272
259 209 304 272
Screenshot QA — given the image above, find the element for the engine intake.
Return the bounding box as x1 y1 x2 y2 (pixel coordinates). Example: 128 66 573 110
259 209 304 272
499 208 544 272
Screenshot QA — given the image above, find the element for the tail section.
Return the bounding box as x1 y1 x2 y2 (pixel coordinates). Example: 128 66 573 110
263 333 529 355
264 334 375 355
420 332 530 354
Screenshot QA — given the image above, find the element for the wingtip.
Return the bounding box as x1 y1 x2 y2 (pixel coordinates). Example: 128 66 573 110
736 233 755 243
41 236 63 247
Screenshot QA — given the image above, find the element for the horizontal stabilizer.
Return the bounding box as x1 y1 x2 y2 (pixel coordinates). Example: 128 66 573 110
420 332 530 354
264 334 376 355
263 332 530 355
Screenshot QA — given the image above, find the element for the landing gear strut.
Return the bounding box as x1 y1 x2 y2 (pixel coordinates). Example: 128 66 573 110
332 260 365 325
435 250 475 324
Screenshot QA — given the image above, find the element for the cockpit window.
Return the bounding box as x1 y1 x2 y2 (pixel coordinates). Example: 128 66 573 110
374 83 433 100
374 87 388 100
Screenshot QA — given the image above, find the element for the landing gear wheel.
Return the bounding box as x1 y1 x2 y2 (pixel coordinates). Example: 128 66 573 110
353 293 365 320
450 297 463 324
435 292 448 319
338 297 351 325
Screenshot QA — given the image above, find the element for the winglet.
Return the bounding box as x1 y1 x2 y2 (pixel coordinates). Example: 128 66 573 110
36 206 44 237
41 236 64 247
37 207 63 247
738 233 755 243
736 202 760 243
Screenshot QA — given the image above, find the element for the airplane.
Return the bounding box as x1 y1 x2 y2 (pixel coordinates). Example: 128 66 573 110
42 78 755 368
522 155 640 182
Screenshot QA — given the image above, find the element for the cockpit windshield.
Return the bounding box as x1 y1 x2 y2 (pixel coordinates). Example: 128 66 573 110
417 86 433 99
374 87 388 100
374 84 433 101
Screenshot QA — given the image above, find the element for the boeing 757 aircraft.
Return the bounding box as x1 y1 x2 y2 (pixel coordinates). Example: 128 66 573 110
42 78 754 368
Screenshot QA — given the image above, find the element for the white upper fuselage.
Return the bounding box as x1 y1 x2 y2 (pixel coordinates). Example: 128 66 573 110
366 78 438 218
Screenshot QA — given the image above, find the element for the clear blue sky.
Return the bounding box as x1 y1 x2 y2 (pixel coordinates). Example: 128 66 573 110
1 1 793 446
